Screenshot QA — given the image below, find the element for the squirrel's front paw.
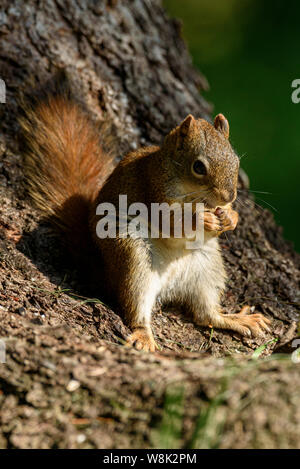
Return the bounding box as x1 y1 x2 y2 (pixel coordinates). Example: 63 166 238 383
125 328 157 352
203 211 221 232
215 207 238 233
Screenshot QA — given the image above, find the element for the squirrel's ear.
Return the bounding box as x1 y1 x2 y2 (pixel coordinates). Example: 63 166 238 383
179 114 195 137
214 114 229 139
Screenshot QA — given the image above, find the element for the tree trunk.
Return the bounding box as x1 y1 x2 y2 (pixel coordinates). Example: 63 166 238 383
0 0 299 449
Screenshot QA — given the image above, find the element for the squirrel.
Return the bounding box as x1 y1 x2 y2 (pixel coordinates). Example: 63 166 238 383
20 78 271 352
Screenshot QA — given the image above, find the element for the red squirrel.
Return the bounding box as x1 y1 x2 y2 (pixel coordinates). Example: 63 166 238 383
21 79 271 352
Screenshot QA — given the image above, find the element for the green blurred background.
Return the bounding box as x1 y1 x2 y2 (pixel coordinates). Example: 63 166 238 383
164 0 300 251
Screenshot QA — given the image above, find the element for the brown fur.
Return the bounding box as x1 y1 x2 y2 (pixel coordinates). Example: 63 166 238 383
20 95 115 259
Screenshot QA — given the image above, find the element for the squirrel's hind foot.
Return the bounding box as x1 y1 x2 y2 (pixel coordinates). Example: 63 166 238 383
126 327 157 352
212 306 271 338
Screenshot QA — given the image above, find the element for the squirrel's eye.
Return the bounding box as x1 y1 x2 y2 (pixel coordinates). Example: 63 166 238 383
192 160 207 176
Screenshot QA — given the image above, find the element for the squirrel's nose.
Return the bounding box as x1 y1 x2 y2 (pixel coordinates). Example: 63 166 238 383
219 189 235 204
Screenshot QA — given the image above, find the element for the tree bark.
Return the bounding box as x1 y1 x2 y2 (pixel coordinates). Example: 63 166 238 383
0 0 299 449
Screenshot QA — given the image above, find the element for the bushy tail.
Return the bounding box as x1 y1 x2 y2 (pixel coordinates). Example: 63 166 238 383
20 78 115 258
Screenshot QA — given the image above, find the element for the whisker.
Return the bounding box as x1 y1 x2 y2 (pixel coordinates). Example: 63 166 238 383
235 197 247 207
235 196 266 216
190 195 205 204
254 197 278 213
224 231 230 243
239 153 247 160
175 191 199 200
238 189 273 195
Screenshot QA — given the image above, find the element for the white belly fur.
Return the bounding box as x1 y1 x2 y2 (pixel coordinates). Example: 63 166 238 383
150 235 227 309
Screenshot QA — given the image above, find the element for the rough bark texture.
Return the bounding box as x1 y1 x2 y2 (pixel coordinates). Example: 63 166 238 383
0 0 299 449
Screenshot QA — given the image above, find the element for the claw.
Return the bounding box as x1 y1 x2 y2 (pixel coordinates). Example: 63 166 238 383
215 308 272 338
126 328 157 352
214 207 238 233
